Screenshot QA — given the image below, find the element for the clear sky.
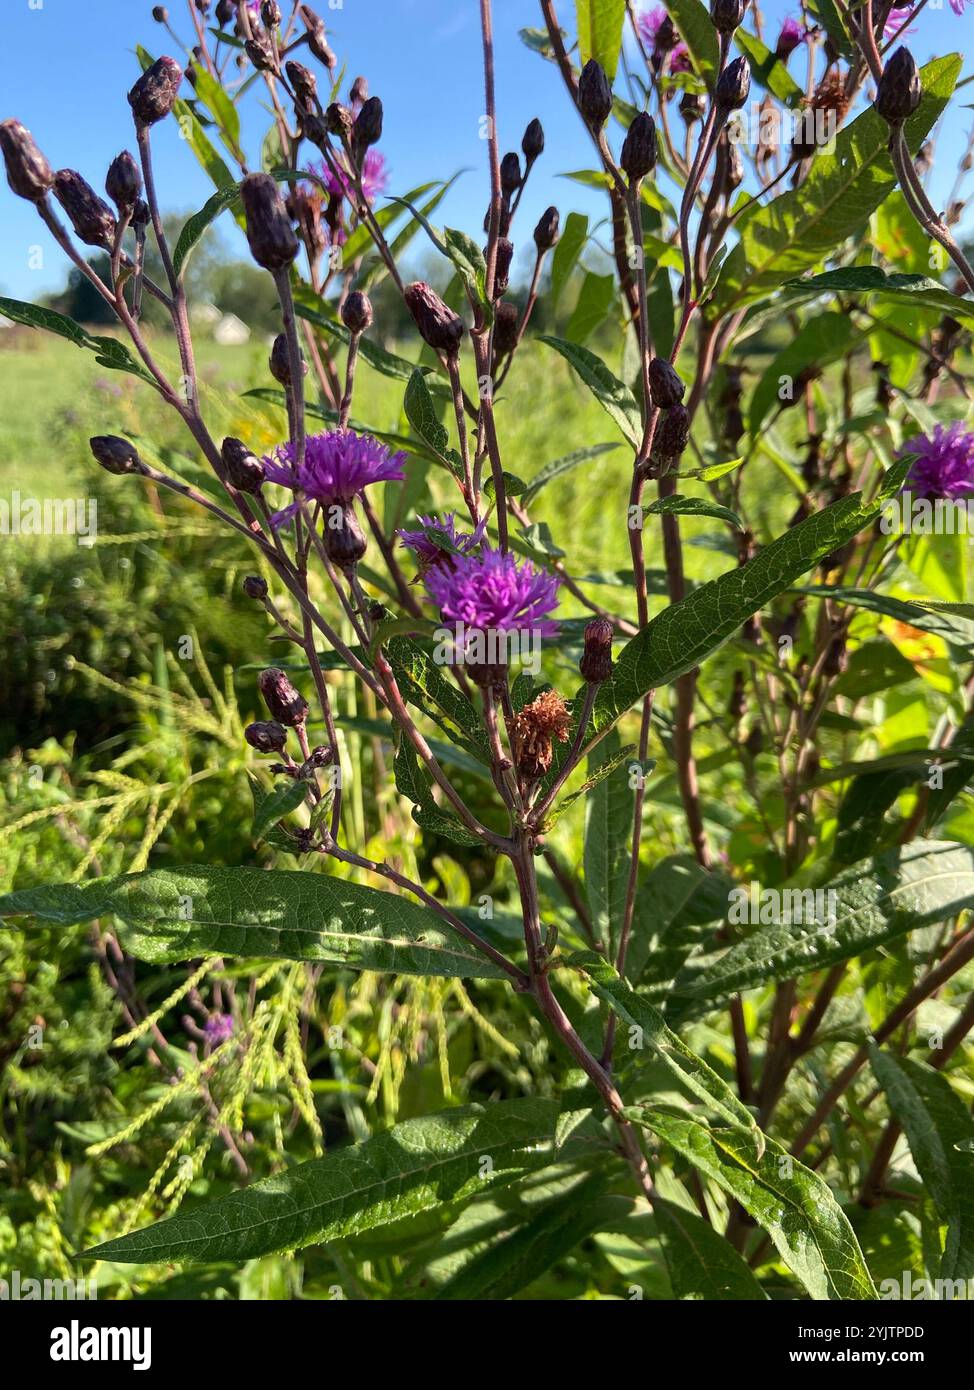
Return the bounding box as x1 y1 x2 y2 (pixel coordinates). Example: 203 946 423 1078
0 0 971 302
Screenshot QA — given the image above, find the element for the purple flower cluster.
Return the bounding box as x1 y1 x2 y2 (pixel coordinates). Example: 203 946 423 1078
424 546 560 636
636 6 691 75
398 513 487 572
902 422 974 500
312 150 388 205
263 429 406 526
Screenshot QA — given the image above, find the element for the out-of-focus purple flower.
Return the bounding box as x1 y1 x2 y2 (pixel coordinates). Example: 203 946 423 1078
902 422 974 499
669 43 692 76
264 429 406 525
204 1013 234 1045
398 513 487 572
424 545 560 636
883 6 916 38
636 6 691 76
949 0 970 16
775 16 806 60
636 4 668 45
313 150 388 204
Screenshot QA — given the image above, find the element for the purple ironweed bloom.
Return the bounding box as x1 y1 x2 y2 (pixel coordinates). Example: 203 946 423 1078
313 150 388 204
424 545 560 636
902 422 974 499
775 16 806 59
949 0 970 15
883 6 915 38
636 5 667 45
263 429 406 526
636 7 691 75
204 1013 234 1045
398 513 487 573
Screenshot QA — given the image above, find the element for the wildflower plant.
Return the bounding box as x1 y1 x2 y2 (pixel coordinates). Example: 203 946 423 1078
1 0 974 1304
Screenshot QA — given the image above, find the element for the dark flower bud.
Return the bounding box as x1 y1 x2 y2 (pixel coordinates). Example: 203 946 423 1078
105 151 142 214
522 117 544 164
259 667 308 726
245 720 288 754
152 6 168 21
300 3 337 68
0 118 54 202
325 102 353 137
710 0 747 34
655 403 690 462
493 238 514 297
262 0 282 26
533 205 560 252
404 281 464 356
241 172 299 270
350 75 369 106
500 151 521 196
341 290 373 333
90 435 142 475
195 0 211 14
287 61 318 109
716 56 751 111
54 170 116 249
578 59 613 130
822 634 848 677
129 56 183 127
221 437 265 494
132 198 150 230
621 111 657 182
580 616 614 684
351 96 383 162
246 34 278 73
680 92 706 125
876 48 921 125
655 15 678 50
243 574 268 600
323 501 367 571
648 357 686 411
493 300 519 357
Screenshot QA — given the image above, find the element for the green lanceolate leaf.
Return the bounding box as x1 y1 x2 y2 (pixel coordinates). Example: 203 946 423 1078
522 443 622 505
794 586 974 654
403 369 466 480
541 744 643 832
780 267 974 332
540 336 642 450
575 0 626 79
432 1171 628 1299
0 865 508 979
646 494 744 531
630 1110 876 1299
172 183 242 277
573 953 760 1136
550 211 589 308
627 853 733 987
0 297 155 385
393 739 481 848
869 1048 974 1282
251 777 310 839
82 1098 565 1265
385 635 490 760
583 733 633 953
655 1198 769 1299
664 0 720 89
590 460 910 735
714 55 961 312
667 839 974 1017
566 270 616 344
734 30 803 107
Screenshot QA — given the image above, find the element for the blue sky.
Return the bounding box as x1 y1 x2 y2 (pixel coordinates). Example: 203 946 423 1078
0 0 971 302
